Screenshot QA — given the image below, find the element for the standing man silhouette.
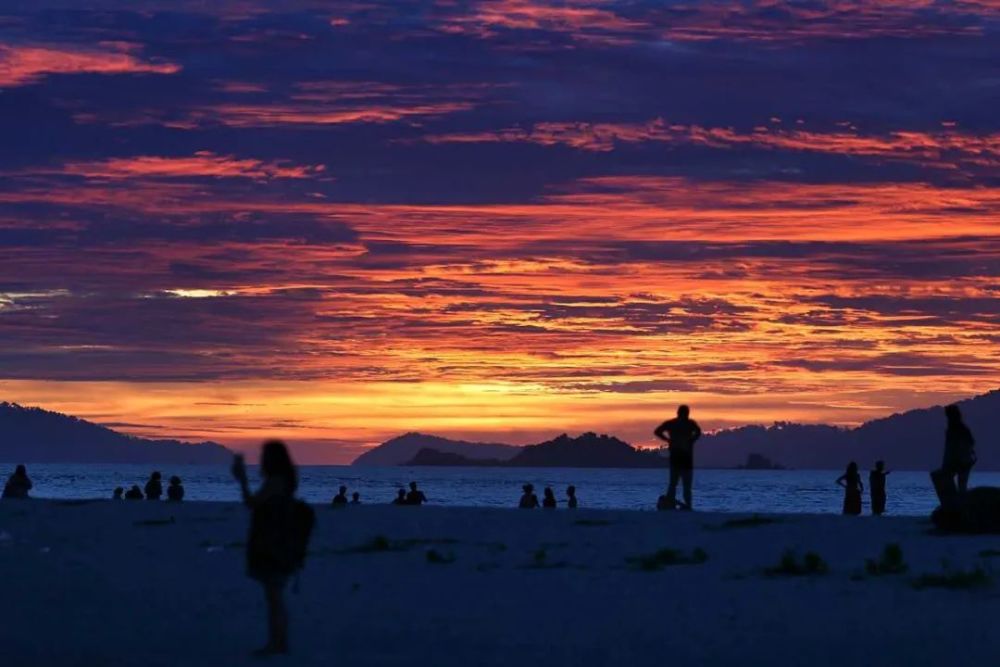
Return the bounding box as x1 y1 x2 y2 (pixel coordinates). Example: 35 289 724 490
654 405 702 510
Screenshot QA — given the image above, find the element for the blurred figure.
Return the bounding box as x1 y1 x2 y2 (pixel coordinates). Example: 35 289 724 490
836 462 864 516
144 471 163 501
112 486 124 500
2 465 32 499
542 487 557 509
167 476 185 502
392 488 408 505
232 441 314 657
332 485 348 506
406 481 427 506
519 484 539 509
125 484 144 500
869 461 890 516
566 485 578 509
351 492 361 505
654 405 702 510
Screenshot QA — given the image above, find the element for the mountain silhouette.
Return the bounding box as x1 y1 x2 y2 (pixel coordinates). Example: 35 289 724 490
361 388 999 470
351 432 518 467
0 402 232 464
404 432 668 469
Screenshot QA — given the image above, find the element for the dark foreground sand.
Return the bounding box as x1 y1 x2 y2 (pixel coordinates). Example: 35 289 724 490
1 500 999 666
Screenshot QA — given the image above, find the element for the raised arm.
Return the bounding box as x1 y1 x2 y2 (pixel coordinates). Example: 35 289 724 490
835 474 846 487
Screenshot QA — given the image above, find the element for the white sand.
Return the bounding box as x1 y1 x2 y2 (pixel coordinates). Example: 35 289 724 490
1 500 999 666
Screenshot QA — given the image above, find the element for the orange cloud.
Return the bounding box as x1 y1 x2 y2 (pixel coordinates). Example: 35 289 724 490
58 152 326 180
0 42 180 87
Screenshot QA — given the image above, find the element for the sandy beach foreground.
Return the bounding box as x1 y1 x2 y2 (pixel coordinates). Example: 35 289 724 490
1 501 999 667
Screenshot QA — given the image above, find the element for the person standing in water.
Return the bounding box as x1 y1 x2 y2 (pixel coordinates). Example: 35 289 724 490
232 440 314 657
519 484 539 509
837 462 864 515
566 485 578 509
542 487 557 508
869 461 890 515
144 471 163 500
654 405 702 510
167 476 185 502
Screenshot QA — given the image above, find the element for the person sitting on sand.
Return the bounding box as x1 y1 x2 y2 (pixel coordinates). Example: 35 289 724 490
519 484 539 509
232 440 314 657
392 488 408 505
113 486 124 500
654 405 702 511
125 484 144 500
542 487 557 509
836 462 864 516
406 481 427 505
2 465 32 499
167 476 185 502
656 494 672 511
144 471 163 501
332 486 348 506
351 492 361 505
566 485 578 509
869 461 890 516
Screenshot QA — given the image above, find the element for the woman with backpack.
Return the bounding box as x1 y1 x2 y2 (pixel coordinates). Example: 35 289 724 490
232 440 314 656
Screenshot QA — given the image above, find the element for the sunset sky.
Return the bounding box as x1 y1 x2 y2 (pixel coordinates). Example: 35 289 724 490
1 1 997 462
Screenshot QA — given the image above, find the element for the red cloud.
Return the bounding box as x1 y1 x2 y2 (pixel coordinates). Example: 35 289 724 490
0 42 180 87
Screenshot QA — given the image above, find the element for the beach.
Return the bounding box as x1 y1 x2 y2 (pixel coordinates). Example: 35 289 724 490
2 500 999 667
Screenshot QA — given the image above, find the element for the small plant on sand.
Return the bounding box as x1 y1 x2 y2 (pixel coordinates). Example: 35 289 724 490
520 547 568 570
912 564 992 591
765 549 827 576
627 547 709 572
865 543 909 576
426 549 456 564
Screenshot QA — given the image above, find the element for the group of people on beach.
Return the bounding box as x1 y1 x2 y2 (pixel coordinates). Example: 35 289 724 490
518 484 578 508
110 471 186 502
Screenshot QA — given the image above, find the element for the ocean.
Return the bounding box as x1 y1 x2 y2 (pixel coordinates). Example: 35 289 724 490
8 464 993 516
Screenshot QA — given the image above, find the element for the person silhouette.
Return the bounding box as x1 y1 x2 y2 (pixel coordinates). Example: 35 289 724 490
392 488 408 505
112 486 124 500
932 404 977 503
2 465 32 499
232 440 312 657
167 476 185 502
125 484 144 500
654 405 702 510
542 487 557 509
332 485 348 506
144 472 163 500
869 461 890 515
406 481 427 506
837 462 864 515
519 484 539 509
566 485 578 509
350 492 361 505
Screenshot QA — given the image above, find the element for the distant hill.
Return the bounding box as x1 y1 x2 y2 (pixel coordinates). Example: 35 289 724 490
0 402 232 464
699 389 1000 470
404 432 668 469
352 432 518 467
369 388 1000 471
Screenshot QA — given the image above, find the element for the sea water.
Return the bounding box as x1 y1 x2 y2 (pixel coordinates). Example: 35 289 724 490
9 464 996 516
